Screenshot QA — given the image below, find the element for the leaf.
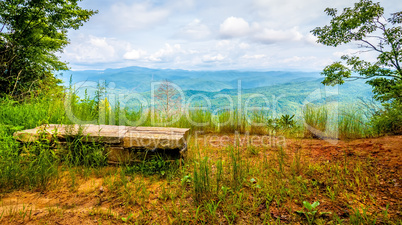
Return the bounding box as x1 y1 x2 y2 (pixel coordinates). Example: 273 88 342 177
311 201 320 209
122 213 133 222
303 201 313 211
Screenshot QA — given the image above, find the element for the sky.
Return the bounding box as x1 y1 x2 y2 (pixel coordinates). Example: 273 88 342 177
59 0 401 71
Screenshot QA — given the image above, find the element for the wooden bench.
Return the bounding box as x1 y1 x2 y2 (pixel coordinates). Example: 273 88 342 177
14 124 190 164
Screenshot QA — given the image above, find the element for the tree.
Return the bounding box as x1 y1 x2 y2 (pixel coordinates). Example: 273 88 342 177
0 0 97 99
311 0 401 104
154 80 182 122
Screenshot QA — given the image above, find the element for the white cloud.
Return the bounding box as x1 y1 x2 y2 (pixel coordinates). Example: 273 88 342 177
305 33 319 45
63 35 129 63
148 44 184 62
254 27 303 44
219 16 307 45
251 0 350 29
220 17 250 38
242 54 266 59
239 42 250 49
333 48 378 63
278 55 334 70
282 56 317 63
217 40 232 47
123 49 147 60
333 49 359 58
175 19 211 40
108 2 170 30
202 54 225 62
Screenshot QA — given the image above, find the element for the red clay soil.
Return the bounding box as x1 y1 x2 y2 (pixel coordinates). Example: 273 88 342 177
286 135 402 169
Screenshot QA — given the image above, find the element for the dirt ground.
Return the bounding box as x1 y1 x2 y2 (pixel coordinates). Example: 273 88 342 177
0 135 400 224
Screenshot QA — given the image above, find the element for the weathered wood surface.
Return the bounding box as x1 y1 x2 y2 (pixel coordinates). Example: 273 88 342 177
14 124 190 163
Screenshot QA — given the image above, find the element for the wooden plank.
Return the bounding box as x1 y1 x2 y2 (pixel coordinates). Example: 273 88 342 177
39 124 128 143
123 132 186 149
14 124 190 163
106 147 132 164
14 124 189 150
13 128 51 142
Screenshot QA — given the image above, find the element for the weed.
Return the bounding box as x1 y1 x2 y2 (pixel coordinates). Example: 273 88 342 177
297 201 321 225
121 213 134 222
349 206 377 225
193 157 211 201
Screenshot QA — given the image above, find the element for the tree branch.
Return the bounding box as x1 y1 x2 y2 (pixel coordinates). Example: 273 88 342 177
377 17 402 74
10 69 22 96
0 24 5 33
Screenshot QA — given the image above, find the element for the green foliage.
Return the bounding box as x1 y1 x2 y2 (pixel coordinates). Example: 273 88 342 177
193 157 211 201
303 104 329 138
297 201 321 225
62 136 107 167
312 0 402 104
0 125 58 192
371 101 402 135
0 0 97 99
278 114 295 129
125 154 178 177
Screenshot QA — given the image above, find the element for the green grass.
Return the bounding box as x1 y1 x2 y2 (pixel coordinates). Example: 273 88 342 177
303 102 373 139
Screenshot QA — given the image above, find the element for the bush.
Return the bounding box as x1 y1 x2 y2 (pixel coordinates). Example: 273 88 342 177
371 102 402 135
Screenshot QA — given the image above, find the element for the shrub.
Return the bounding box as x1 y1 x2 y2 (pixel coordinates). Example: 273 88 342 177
371 101 402 135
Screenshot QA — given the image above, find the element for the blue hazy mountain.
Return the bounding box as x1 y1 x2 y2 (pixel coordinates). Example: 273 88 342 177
60 66 322 92
60 66 374 116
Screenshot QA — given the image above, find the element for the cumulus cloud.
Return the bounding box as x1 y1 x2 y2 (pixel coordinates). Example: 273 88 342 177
254 27 304 44
216 40 232 47
175 19 211 40
107 2 170 31
239 42 250 49
282 56 317 63
148 44 184 62
123 49 147 60
202 54 225 62
63 35 129 63
219 17 308 44
251 0 347 29
278 55 334 70
333 48 378 63
242 54 266 59
305 33 319 45
333 49 360 58
220 17 251 38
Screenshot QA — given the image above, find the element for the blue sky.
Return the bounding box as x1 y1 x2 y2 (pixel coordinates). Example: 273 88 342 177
59 0 401 71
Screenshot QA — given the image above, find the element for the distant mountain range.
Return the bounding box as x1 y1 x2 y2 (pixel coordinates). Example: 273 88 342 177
60 66 323 92
60 66 375 116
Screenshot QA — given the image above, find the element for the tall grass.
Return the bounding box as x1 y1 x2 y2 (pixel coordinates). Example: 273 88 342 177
193 157 211 201
303 103 372 139
0 126 58 192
